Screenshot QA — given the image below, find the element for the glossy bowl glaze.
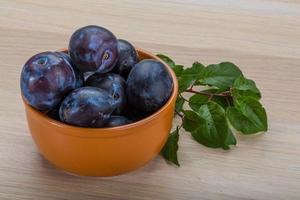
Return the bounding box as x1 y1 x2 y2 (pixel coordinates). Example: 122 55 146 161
22 48 178 176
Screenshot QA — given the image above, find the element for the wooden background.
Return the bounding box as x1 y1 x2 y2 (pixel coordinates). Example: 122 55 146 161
1 0 300 199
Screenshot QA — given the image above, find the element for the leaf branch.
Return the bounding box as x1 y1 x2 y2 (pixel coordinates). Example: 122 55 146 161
157 53 267 167
175 110 184 119
185 88 231 97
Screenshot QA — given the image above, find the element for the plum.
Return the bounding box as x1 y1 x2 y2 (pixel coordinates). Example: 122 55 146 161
69 25 118 73
85 73 126 114
20 51 77 111
126 59 173 112
112 39 138 79
106 116 130 127
46 107 60 121
83 72 95 81
55 52 84 88
59 87 115 127
121 106 151 122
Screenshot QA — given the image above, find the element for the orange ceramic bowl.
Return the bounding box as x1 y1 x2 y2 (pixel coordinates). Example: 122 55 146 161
22 48 178 176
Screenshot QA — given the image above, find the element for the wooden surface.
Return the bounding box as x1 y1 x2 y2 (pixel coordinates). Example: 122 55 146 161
1 0 300 199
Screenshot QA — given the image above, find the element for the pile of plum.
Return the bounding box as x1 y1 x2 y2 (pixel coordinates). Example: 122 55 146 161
21 25 173 128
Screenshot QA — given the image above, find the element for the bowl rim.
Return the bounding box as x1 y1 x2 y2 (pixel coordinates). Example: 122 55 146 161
22 47 178 137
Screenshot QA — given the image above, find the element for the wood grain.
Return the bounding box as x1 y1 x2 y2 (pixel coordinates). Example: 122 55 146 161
1 0 300 199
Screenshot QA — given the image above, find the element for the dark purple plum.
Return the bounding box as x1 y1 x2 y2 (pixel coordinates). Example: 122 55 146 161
85 73 126 114
83 72 95 81
68 25 118 73
59 87 115 127
20 52 77 111
55 52 84 88
121 106 151 122
106 116 130 127
46 107 60 121
126 59 173 112
112 39 138 79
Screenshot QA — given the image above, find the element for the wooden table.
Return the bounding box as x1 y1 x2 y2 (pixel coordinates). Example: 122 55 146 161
1 0 300 199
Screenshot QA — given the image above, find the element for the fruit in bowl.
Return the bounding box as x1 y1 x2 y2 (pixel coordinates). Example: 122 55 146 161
127 59 173 112
69 25 119 73
112 39 138 79
20 25 178 176
21 25 174 128
85 73 126 114
20 51 82 111
59 87 115 127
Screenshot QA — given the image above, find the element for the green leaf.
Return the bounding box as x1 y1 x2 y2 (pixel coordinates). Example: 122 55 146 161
184 102 235 149
189 89 229 111
199 62 242 90
161 127 180 166
232 75 261 100
183 110 204 132
156 54 175 68
156 54 184 77
194 80 207 86
178 62 205 92
175 96 185 112
226 97 268 134
189 94 210 111
226 129 237 147
173 65 184 77
234 75 260 93
232 90 261 101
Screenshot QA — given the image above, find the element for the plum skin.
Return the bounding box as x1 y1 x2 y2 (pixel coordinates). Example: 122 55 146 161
126 59 173 112
59 87 115 127
46 107 60 121
112 39 138 79
106 116 130 127
56 52 84 88
121 106 151 122
85 73 126 114
68 25 118 73
20 51 77 111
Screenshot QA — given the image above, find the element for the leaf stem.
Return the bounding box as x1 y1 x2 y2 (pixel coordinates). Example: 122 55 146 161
175 110 184 119
178 123 183 130
185 88 231 97
175 110 184 131
225 96 231 107
179 94 191 103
